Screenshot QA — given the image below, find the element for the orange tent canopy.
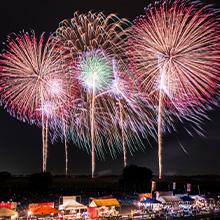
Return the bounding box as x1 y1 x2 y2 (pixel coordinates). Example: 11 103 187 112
29 205 59 215
90 198 120 207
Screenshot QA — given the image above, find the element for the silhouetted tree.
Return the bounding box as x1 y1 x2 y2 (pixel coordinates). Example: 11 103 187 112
120 165 153 192
28 172 53 189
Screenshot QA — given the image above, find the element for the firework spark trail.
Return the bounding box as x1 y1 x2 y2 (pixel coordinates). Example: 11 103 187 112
109 62 157 166
128 0 220 178
75 50 156 174
55 12 135 177
61 114 68 178
69 91 120 160
76 50 118 177
119 100 126 167
0 31 74 172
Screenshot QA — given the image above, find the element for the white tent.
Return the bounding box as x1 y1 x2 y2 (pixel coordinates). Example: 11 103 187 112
191 195 207 206
59 200 87 211
191 195 206 201
0 207 18 219
158 195 181 203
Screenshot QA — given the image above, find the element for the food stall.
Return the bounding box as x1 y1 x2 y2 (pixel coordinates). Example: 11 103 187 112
89 198 120 218
59 200 87 219
0 207 18 220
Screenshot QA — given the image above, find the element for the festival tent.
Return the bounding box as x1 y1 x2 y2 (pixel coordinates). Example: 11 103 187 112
157 196 181 211
157 195 181 203
201 195 215 205
191 195 205 201
59 200 87 210
141 199 162 204
193 195 215 203
156 191 173 199
89 198 120 218
180 196 194 202
191 195 207 206
29 205 59 215
89 198 120 207
0 207 18 219
200 195 214 200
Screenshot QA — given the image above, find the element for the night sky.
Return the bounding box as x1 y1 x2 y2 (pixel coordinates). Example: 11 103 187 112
0 0 220 176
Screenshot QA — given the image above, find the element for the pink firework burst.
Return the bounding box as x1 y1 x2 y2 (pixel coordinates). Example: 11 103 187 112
0 31 75 172
128 0 220 178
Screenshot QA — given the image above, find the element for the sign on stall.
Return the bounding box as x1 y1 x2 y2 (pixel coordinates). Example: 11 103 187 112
0 202 17 210
29 202 54 209
187 183 191 192
0 203 11 209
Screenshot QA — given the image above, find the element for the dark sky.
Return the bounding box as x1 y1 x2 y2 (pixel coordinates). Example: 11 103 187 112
0 0 220 176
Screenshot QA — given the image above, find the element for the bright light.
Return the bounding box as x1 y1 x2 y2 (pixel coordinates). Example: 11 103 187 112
78 50 113 91
39 101 58 118
49 79 62 95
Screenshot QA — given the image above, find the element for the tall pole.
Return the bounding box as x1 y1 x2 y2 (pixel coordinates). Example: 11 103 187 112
198 185 200 195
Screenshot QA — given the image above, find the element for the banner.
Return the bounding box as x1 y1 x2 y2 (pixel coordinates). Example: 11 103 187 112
173 182 176 190
187 183 191 192
87 207 99 218
151 181 156 192
0 203 11 209
0 202 17 210
63 196 76 203
29 202 54 209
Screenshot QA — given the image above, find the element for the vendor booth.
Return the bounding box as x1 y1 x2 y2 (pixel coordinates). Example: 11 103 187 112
157 195 181 211
130 199 162 216
141 198 162 211
89 198 120 218
191 195 207 206
28 205 59 218
0 207 18 219
59 200 87 218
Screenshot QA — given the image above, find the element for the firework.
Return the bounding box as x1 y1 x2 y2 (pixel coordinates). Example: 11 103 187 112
0 31 74 172
109 62 157 167
128 0 220 178
55 11 156 177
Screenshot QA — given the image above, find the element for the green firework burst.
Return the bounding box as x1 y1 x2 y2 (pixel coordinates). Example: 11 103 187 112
79 50 113 91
